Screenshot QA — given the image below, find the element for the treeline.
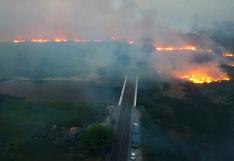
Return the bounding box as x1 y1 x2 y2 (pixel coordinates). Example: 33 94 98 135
0 96 114 161
139 82 234 161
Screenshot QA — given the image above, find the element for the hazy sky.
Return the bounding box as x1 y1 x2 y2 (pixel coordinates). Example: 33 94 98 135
0 0 234 41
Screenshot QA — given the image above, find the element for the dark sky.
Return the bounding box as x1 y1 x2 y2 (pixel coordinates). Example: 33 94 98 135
0 0 234 41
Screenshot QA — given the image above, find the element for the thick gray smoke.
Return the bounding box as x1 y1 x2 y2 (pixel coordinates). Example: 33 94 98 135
0 0 233 85
0 0 234 41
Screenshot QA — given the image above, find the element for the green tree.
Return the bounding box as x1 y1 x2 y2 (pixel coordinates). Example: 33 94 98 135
80 123 115 157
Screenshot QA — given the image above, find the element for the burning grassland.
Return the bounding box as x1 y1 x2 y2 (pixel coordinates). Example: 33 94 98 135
223 52 234 58
174 67 230 84
31 38 49 43
154 51 231 84
154 44 213 53
13 40 25 43
8 38 233 86
11 37 135 44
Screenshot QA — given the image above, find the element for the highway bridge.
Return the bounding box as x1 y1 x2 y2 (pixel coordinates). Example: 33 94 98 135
110 75 139 161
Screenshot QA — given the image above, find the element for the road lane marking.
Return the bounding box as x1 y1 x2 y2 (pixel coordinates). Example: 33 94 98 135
118 75 128 106
133 75 139 107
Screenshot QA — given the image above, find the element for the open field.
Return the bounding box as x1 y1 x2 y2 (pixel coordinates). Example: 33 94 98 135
0 80 119 104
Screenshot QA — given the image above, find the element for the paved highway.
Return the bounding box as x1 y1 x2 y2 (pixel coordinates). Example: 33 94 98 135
110 82 135 161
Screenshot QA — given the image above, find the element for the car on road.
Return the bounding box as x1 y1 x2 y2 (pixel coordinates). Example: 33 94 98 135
130 152 136 160
133 122 139 126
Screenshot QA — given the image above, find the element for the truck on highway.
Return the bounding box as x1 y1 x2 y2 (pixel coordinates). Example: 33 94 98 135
131 123 140 148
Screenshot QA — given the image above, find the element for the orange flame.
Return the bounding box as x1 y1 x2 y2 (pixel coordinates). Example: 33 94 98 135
155 45 212 53
176 69 230 84
31 38 49 43
223 52 234 57
53 38 67 43
13 40 25 43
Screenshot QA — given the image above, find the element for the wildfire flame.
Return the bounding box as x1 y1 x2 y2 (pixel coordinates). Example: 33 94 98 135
155 45 212 53
10 36 137 44
223 52 234 57
31 38 48 43
53 38 67 43
177 69 230 84
13 40 25 43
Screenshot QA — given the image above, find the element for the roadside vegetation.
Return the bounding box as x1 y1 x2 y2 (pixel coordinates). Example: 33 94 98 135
0 94 114 161
80 123 115 158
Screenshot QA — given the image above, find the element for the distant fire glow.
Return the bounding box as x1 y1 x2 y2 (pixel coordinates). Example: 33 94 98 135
176 69 230 84
10 36 137 44
53 38 67 43
155 45 212 53
31 38 48 43
223 52 234 57
127 40 135 45
13 40 25 43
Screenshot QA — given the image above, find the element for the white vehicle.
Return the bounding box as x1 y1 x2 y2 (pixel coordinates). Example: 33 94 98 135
130 152 136 160
133 122 139 126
